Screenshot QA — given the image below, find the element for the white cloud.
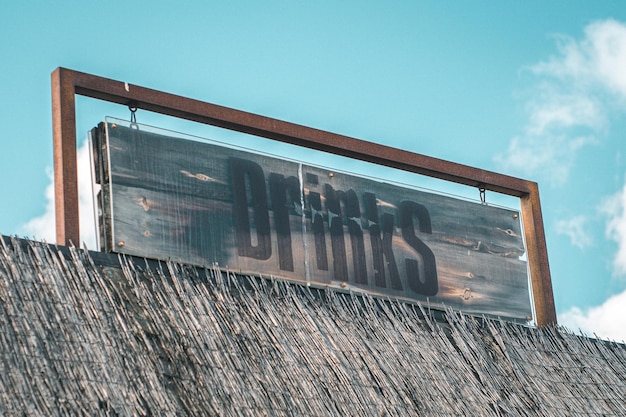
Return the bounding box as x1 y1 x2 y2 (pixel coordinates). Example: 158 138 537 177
533 19 626 97
562 175 626 341
559 289 626 342
602 178 626 276
495 19 626 185
555 215 593 250
18 140 98 249
526 91 604 136
496 133 594 187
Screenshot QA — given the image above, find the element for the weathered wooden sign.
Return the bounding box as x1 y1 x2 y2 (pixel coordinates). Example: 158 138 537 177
93 121 531 320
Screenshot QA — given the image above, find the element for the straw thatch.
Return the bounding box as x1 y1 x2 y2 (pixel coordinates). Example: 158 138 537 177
1 236 625 416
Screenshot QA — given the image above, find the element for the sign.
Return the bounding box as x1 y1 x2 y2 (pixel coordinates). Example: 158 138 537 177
93 120 531 320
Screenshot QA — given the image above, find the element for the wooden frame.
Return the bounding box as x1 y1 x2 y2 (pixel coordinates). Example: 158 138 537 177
51 67 556 326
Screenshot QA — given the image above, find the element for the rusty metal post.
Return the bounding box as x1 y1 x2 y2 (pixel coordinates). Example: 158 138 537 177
50 67 557 326
52 68 79 246
521 183 557 326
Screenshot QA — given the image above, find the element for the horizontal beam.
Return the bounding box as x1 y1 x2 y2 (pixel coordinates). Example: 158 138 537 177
70 68 530 196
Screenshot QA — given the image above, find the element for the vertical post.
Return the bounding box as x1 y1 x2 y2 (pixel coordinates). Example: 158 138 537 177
521 183 557 326
52 68 79 246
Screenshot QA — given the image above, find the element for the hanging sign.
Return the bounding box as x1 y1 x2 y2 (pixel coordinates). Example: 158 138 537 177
93 120 531 320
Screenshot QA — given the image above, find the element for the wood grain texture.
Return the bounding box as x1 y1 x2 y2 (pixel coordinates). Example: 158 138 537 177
97 123 531 320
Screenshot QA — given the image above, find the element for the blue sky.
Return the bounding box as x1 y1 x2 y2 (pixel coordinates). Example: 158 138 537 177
2 1 626 339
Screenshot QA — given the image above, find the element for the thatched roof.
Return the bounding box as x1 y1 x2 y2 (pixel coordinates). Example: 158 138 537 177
1 236 625 416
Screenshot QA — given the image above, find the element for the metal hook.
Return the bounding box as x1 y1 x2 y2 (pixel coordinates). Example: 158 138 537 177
478 184 486 205
129 104 138 128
